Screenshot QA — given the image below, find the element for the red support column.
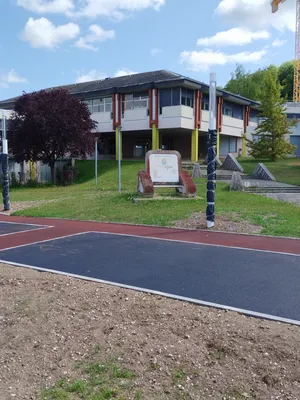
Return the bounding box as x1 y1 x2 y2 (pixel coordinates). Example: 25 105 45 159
194 90 199 129
112 94 116 129
198 91 202 129
149 89 153 128
155 88 159 127
216 97 223 132
118 94 122 126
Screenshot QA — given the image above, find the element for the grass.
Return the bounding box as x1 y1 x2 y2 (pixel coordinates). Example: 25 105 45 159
41 358 137 400
9 159 300 238
238 157 300 186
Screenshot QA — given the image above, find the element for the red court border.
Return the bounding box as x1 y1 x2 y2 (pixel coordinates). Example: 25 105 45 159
0 214 299 255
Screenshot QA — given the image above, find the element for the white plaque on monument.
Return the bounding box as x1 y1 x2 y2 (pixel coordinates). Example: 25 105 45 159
149 154 179 183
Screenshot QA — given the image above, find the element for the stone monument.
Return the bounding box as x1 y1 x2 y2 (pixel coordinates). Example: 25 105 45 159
137 150 196 198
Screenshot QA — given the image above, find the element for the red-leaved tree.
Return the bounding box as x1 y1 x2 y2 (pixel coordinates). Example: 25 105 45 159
8 89 97 182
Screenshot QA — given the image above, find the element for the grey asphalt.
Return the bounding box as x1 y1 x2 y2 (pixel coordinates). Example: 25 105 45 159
0 222 45 235
1 232 300 324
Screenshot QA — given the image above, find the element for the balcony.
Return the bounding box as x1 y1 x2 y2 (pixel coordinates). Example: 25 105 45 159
246 120 258 139
159 106 194 130
121 98 149 131
201 110 209 132
222 115 244 137
121 108 149 131
91 111 113 133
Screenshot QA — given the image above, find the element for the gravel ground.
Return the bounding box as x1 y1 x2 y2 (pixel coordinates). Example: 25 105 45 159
1 200 55 216
1 263 300 400
174 212 263 234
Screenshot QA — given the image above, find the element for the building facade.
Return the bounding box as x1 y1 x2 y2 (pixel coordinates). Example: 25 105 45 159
0 70 261 161
285 103 300 156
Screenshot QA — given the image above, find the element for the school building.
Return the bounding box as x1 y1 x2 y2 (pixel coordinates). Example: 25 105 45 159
0 70 261 161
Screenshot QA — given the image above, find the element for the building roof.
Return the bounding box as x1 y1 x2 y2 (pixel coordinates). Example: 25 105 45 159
0 69 260 109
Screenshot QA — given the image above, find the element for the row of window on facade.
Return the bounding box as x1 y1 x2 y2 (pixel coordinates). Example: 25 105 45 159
84 88 243 119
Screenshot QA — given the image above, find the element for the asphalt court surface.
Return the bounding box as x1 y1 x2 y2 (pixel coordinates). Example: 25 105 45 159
1 231 300 324
0 221 48 235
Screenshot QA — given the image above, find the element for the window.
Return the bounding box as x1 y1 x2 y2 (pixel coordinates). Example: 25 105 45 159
202 102 209 111
223 107 233 117
123 92 149 111
84 97 112 114
229 137 237 153
159 88 181 109
84 100 93 113
181 88 194 108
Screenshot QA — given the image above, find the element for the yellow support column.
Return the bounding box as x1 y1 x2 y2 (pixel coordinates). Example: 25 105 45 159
242 135 247 157
191 129 199 162
115 127 122 161
217 131 220 158
30 160 35 180
152 124 159 150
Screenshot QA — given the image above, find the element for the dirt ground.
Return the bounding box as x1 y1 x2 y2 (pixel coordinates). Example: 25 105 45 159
1 264 300 400
174 212 263 235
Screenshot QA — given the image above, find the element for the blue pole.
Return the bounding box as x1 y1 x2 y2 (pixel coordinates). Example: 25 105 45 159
1 112 10 211
206 73 217 228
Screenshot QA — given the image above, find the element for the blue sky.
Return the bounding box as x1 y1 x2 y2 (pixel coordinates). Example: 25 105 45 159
0 0 296 100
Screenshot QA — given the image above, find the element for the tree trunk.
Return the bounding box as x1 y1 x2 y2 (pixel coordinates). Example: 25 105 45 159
50 163 56 184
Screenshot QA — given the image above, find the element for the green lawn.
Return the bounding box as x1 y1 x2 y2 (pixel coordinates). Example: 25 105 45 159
10 160 300 238
238 157 300 186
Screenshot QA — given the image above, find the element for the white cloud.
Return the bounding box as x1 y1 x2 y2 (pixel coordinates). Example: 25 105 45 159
180 49 267 72
75 70 106 83
71 0 165 19
114 69 137 77
272 38 287 47
0 69 28 88
150 47 162 56
17 0 74 14
74 25 115 51
21 17 80 49
197 28 270 47
75 68 137 83
216 0 295 32
17 0 165 19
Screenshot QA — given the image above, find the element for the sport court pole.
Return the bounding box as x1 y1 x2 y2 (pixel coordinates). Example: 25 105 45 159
95 136 98 186
118 126 122 192
206 72 217 229
1 111 10 211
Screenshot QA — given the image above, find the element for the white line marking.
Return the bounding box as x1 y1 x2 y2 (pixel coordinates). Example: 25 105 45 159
0 225 53 237
85 231 300 258
0 230 299 257
0 232 91 252
1 260 299 327
0 221 49 227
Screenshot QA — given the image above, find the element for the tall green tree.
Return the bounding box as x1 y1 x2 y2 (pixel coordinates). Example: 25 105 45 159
225 62 295 102
224 64 271 101
247 68 296 161
278 60 294 100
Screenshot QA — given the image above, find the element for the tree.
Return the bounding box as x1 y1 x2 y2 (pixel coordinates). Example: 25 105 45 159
224 64 279 101
8 89 97 182
278 60 294 100
247 68 296 161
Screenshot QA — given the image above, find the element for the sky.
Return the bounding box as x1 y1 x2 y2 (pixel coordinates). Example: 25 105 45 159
0 0 296 100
